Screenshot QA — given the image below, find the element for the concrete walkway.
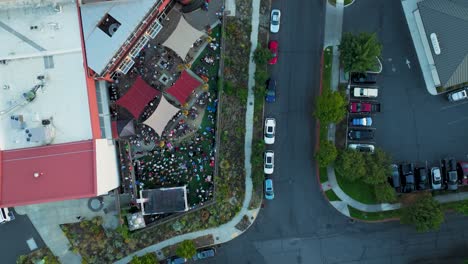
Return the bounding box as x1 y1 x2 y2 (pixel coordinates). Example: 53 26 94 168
117 0 263 262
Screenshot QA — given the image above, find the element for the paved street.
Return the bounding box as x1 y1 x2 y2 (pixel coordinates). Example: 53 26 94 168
343 0 468 165
197 0 468 263
0 210 45 263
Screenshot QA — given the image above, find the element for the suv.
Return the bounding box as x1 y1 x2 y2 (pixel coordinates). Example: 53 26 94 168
353 87 378 98
431 167 442 190
444 158 458 191
400 163 415 193
193 248 216 260
348 129 374 140
348 143 375 153
447 88 468 102
416 167 429 190
390 164 401 192
351 73 377 84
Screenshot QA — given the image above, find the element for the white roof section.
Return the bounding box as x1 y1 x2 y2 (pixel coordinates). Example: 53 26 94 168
0 1 93 150
143 96 180 136
81 0 163 75
95 139 120 195
162 17 205 60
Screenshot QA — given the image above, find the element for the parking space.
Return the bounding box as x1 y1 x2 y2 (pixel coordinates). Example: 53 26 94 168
343 0 468 165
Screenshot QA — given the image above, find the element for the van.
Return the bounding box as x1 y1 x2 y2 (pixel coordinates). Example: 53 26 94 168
0 208 11 223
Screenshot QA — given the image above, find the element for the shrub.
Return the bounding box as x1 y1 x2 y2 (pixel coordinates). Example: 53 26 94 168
253 46 273 66
315 140 338 168
374 183 397 203
175 240 196 259
401 194 444 232
363 149 391 185
314 90 347 125
130 253 159 264
335 149 366 181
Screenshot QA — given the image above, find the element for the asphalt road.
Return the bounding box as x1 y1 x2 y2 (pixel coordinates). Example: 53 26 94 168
0 209 45 263
194 0 468 263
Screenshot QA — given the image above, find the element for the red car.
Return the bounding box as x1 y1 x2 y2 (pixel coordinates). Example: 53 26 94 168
268 40 278 64
349 102 381 113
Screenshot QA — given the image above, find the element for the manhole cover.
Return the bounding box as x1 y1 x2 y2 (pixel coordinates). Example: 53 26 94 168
88 197 104 212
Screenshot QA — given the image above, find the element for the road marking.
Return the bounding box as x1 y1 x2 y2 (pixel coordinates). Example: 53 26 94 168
405 58 411 69
447 116 468 125
440 100 468 110
26 238 38 251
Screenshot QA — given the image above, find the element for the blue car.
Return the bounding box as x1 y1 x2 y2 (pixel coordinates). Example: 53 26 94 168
351 117 372 127
265 79 276 103
265 179 275 200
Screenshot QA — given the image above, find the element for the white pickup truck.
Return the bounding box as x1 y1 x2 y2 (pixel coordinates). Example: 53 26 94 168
353 87 378 98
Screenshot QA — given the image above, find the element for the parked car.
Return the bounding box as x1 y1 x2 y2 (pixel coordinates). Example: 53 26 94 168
264 151 274 174
431 167 442 190
264 118 276 144
349 102 381 113
270 9 281 33
457 161 468 185
0 207 11 224
351 72 377 84
268 40 278 64
416 167 429 190
400 163 415 193
390 164 401 191
265 179 275 200
348 129 374 140
266 79 276 103
168 256 187 264
348 143 375 153
444 158 458 191
353 87 378 98
447 88 468 102
351 117 372 127
193 248 216 260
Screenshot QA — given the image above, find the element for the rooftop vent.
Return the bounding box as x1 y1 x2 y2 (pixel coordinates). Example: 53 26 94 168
98 14 121 37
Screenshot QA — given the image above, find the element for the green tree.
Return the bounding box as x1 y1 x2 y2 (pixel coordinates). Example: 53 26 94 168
253 46 273 66
314 90 347 125
315 140 338 168
363 149 391 185
339 32 382 73
175 240 197 259
401 195 444 232
374 183 396 203
130 253 159 264
335 149 366 181
254 68 269 89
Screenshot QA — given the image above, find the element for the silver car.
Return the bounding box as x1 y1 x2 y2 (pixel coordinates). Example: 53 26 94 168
270 9 281 33
431 167 442 190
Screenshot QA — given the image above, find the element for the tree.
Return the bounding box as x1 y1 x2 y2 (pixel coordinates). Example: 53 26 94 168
363 149 391 185
253 46 273 66
254 68 269 90
314 90 347 125
374 183 396 203
335 149 366 181
400 195 444 232
339 32 382 73
315 140 338 168
130 253 159 264
175 240 196 259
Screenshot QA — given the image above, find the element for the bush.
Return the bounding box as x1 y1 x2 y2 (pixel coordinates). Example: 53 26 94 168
363 149 391 185
374 183 397 203
315 140 338 168
339 32 382 73
254 68 269 89
401 194 444 232
253 46 273 66
335 149 366 181
130 253 159 264
175 240 197 259
314 90 347 125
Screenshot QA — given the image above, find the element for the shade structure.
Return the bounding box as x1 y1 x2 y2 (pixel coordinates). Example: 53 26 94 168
166 70 203 104
143 96 180 136
162 17 205 60
116 76 161 118
112 119 135 138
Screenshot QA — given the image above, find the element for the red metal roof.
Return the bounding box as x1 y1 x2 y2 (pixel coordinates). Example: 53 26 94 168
166 71 202 104
0 141 97 207
116 76 161 118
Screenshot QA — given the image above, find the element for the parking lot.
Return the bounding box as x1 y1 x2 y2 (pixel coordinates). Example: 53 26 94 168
343 0 468 165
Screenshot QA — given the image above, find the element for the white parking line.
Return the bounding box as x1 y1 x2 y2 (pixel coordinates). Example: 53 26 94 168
447 116 468 126
440 100 468 111
26 238 37 251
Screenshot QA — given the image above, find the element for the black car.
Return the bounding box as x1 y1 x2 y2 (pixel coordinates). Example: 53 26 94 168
416 167 429 190
389 164 401 192
400 163 415 193
348 129 374 140
443 158 458 191
351 72 378 84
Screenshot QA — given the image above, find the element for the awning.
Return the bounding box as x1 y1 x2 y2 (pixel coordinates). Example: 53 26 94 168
166 70 203 104
143 96 180 136
116 76 161 118
162 17 205 60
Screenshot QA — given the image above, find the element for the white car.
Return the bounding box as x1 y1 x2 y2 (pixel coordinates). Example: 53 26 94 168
348 143 375 153
264 151 274 174
431 167 442 190
353 87 378 98
270 9 281 33
264 118 276 144
448 88 468 102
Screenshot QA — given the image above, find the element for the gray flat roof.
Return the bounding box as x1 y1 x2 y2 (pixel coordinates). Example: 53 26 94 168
81 0 163 75
418 0 468 88
142 186 188 214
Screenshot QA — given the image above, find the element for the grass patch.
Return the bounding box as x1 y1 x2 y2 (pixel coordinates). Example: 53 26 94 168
319 166 328 183
348 206 401 221
325 189 341 201
335 170 378 204
323 46 333 92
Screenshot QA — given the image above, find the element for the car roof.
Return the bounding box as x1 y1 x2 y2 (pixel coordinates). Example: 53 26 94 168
265 179 273 187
